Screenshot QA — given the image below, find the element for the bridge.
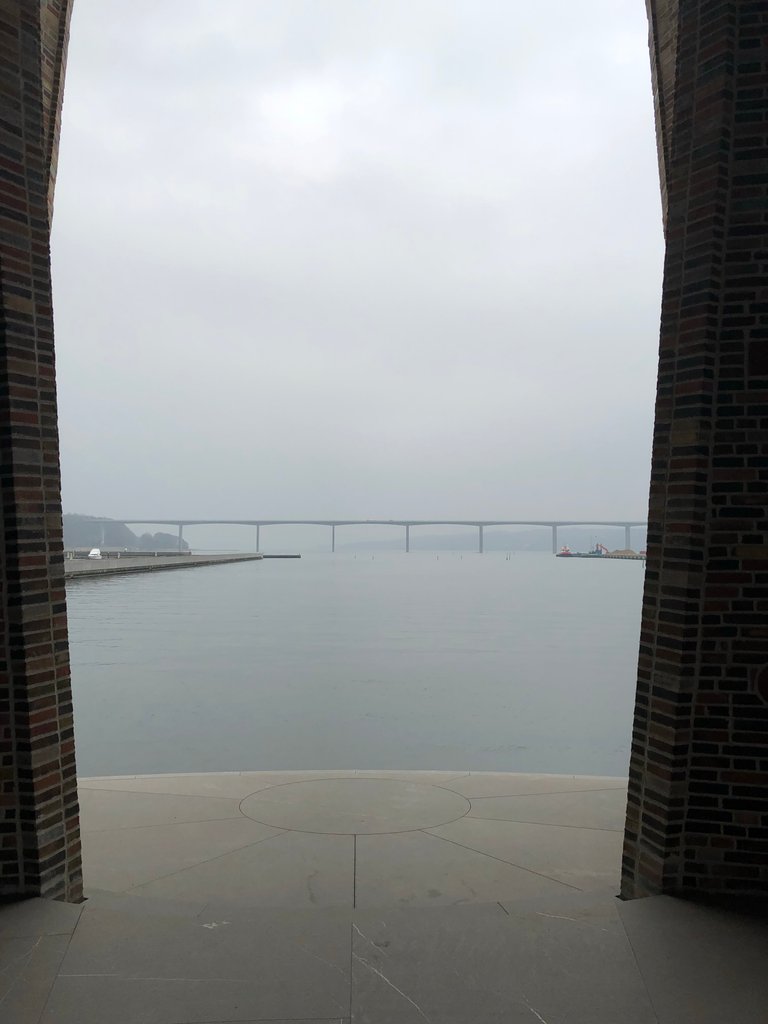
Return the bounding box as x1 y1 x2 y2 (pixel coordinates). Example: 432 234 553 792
84 518 648 554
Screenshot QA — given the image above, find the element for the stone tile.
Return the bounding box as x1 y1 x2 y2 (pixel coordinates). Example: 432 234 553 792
0 897 83 938
0 936 40 997
499 886 631 919
44 977 350 1024
78 770 350 799
78 787 243 831
618 895 768 1024
0 934 70 1023
83 890 208 920
82 817 284 891
355 829 574 908
468 787 627 830
242 778 470 835
131 831 354 908
351 901 656 1023
354 771 471 784
444 772 628 799
44 905 350 1024
427 816 622 893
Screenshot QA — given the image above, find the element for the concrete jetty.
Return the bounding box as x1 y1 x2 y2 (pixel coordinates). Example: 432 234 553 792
64 552 264 580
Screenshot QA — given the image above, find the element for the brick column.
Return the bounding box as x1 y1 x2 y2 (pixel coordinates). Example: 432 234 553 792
0 0 80 901
623 0 768 898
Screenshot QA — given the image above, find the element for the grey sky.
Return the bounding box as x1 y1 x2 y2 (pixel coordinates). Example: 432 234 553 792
52 0 664 525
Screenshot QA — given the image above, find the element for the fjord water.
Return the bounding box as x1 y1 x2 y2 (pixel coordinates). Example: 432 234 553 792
66 552 643 777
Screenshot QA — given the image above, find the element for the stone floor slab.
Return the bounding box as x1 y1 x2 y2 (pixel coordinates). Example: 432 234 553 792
0 936 41 996
82 817 284 891
79 787 243 831
0 897 83 938
354 771 470 784
84 890 209 920
351 901 656 1024
43 976 346 1024
618 895 768 1024
241 778 470 835
355 829 574 907
427 816 622 893
131 830 354 908
444 772 627 799
78 771 351 799
7 774 766 1023
43 905 351 1023
468 786 627 830
0 934 70 1024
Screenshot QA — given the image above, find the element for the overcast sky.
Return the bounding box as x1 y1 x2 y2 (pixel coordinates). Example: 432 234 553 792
52 0 664 526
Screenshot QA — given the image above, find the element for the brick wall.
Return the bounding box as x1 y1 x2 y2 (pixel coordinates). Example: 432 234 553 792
622 0 768 898
0 0 80 901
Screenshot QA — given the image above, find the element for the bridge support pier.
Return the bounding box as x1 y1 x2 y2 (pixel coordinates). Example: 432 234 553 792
177 524 184 553
624 524 631 550
256 525 260 552
405 525 410 553
478 525 484 554
551 525 557 554
331 525 335 553
100 522 106 548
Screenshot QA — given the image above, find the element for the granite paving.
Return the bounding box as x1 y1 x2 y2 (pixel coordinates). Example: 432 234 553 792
2 771 765 1023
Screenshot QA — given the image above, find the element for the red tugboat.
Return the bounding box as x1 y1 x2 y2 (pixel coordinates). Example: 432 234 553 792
556 545 573 557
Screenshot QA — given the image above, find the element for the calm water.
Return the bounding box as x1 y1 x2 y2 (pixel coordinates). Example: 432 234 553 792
66 552 643 777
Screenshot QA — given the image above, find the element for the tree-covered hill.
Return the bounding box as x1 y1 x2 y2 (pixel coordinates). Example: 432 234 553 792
63 514 189 551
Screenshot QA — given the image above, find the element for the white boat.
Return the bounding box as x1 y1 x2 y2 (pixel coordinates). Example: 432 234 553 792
87 548 102 559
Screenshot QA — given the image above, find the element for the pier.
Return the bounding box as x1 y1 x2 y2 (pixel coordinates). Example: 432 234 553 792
64 552 264 580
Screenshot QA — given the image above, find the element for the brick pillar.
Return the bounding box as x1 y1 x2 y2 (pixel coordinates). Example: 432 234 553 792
0 0 81 901
622 0 768 898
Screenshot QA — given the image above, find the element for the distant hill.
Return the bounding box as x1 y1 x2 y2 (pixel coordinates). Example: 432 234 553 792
63 514 189 552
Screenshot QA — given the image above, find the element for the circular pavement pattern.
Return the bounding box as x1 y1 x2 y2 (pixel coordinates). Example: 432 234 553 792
240 777 470 834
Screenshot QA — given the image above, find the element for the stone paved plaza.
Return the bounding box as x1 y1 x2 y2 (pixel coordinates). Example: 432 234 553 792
2 771 766 1023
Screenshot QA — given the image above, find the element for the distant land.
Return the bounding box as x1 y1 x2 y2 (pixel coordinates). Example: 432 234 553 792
338 526 648 553
62 516 646 555
63 514 189 552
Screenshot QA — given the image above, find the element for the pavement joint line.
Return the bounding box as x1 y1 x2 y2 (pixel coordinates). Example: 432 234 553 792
35 914 81 1023
237 778 472 836
467 786 628 799
79 787 246 802
352 835 357 910
618 911 663 1024
348 921 354 1020
420 829 584 891
82 816 246 834
234 818 469 837
123 828 289 893
466 815 624 833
